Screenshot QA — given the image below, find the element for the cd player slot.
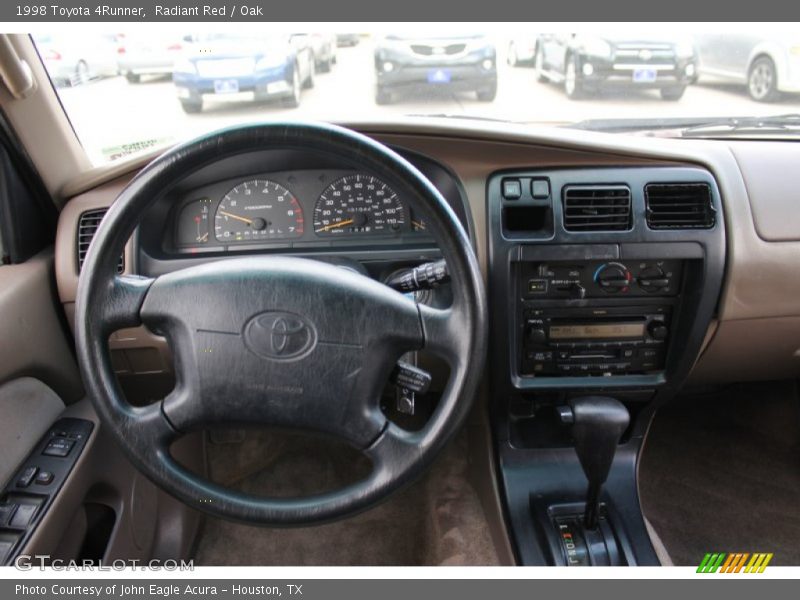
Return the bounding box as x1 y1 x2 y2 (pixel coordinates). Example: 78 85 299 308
564 351 618 361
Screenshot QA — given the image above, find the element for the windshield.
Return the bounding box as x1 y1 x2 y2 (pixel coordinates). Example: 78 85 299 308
30 25 800 164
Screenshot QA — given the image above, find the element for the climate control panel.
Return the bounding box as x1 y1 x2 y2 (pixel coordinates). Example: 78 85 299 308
519 259 682 299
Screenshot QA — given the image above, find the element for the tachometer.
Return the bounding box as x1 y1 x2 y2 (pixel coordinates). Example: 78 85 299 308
214 179 304 243
313 175 405 236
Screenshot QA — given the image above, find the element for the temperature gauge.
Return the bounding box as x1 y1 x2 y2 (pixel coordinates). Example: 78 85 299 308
176 198 212 246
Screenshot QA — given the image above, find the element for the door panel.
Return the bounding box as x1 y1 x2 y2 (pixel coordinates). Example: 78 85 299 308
0 378 64 489
15 398 204 565
0 249 83 402
0 248 202 565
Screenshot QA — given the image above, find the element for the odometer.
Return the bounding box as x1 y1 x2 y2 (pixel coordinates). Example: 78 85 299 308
313 175 405 236
214 179 304 243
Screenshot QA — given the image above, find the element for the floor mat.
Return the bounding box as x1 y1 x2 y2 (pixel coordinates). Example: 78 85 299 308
639 381 800 566
192 429 500 566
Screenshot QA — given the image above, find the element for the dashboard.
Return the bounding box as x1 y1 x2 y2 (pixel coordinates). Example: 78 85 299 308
43 120 800 569
54 124 800 392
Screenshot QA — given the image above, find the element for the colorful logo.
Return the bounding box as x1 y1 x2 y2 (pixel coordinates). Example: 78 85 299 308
697 553 773 573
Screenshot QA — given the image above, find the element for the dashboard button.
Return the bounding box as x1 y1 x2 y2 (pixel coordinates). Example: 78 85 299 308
502 179 522 200
531 179 550 199
528 279 548 293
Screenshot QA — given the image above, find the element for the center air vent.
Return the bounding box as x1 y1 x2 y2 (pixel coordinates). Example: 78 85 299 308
563 185 632 232
645 183 715 229
77 209 125 273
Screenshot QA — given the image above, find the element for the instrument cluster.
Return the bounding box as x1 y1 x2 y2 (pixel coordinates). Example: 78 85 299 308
170 169 431 252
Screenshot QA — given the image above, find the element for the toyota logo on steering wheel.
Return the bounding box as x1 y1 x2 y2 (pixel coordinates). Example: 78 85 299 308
244 311 317 361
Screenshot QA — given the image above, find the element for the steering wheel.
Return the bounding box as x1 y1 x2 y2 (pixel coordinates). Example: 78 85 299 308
74 122 487 525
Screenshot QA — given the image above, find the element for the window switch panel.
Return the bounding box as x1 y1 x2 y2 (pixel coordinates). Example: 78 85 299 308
1 418 94 566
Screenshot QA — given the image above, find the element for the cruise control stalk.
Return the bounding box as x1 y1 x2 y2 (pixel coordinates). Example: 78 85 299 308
385 259 450 292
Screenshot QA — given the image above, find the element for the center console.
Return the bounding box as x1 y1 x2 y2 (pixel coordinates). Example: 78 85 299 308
486 166 725 565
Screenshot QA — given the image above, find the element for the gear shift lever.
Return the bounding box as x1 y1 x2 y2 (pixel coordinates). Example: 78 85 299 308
567 396 630 530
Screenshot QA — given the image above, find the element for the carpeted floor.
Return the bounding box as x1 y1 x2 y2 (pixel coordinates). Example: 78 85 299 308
193 429 500 566
639 380 800 566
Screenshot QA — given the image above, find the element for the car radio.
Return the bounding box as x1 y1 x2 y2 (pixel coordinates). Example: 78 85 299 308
520 305 671 376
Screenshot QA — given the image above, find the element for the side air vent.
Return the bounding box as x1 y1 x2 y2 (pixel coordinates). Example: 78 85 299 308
645 183 716 229
77 209 125 273
563 185 632 232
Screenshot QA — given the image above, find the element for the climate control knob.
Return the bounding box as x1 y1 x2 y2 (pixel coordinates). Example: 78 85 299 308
594 262 632 294
638 266 670 293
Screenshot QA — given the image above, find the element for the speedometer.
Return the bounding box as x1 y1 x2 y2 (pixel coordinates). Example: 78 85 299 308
214 179 304 243
313 175 405 236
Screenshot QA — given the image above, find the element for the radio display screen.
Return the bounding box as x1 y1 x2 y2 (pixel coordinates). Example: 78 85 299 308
549 322 644 340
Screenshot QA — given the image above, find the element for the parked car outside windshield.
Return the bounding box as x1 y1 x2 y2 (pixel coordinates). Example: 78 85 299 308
173 33 316 113
116 32 187 83
694 33 800 102
534 34 697 100
373 34 497 104
31 26 800 165
35 33 120 87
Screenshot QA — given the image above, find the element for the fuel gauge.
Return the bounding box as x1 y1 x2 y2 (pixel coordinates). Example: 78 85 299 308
176 198 213 246
410 210 427 232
